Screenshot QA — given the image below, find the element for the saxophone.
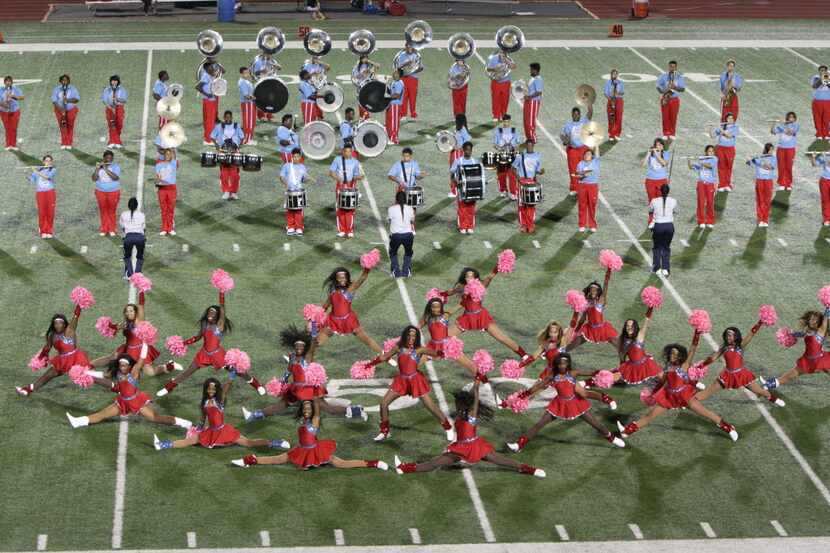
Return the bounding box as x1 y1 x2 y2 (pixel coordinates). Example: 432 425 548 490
660 71 674 107
724 71 736 105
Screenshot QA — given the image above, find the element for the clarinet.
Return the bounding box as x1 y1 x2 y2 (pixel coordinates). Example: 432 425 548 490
608 80 617 125
109 86 118 129
60 85 69 128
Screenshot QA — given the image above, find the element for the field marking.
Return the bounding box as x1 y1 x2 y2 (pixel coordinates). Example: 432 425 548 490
628 524 644 540
181 243 189 253
36 534 47 551
283 243 291 251
729 238 739 247
483 240 493 249
232 243 240 252
30 245 37 254
628 46 830 510
700 522 717 538
187 532 197 548
825 237 830 246
433 241 442 250
80 245 88 254
532 240 541 248
334 242 342 251
784 47 821 66
770 520 788 537
333 529 344 546
259 531 270 547
777 237 788 247
555 525 570 541
409 528 422 544
681 239 690 247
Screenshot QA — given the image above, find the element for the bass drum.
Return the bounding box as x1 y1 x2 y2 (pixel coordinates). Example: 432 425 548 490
358 80 391 113
253 77 289 114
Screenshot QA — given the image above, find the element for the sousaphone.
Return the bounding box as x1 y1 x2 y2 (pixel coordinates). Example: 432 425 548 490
196 29 227 96
511 79 529 101
301 120 336 160
354 120 388 158
348 29 376 56
253 26 289 113
156 96 181 120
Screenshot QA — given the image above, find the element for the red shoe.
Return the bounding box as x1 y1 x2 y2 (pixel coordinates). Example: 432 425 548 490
231 454 258 467
718 420 739 442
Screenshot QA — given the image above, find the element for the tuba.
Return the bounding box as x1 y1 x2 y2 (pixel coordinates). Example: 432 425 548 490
489 26 524 81
395 20 431 77
196 29 227 96
252 27 285 77
303 29 332 89
156 96 181 119
349 30 378 89
511 79 528 101
447 32 475 90
159 121 187 149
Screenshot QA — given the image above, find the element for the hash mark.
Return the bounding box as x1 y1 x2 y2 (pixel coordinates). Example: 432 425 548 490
334 529 345 545
555 524 569 541
770 520 788 537
628 523 643 539
186 532 196 548
700 522 716 538
409 528 422 544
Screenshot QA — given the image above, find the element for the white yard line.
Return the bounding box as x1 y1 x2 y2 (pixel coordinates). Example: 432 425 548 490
700 522 717 538
483 240 493 249
777 237 788 247
784 47 821 66
36 534 48 551
259 532 271 547
628 524 644 540
333 530 344 546
409 528 422 545
555 525 570 541
770 521 788 537
573 0 599 19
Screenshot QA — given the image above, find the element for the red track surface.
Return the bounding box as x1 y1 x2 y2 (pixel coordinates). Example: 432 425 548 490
578 0 830 20
1 0 76 22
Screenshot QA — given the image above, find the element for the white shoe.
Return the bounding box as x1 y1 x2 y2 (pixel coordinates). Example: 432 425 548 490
231 458 249 467
394 455 404 474
616 420 629 438
203 141 213 146
99 232 106 236
388 358 397 367
459 229 467 234
706 224 714 229
336 232 346 238
347 232 354 238
648 222 655 229
286 229 296 236
374 431 390 442
41 233 47 238
109 232 116 237
758 222 768 227
15 386 30 396
661 135 668 140
607 400 618 410
45 234 53 238
222 192 230 200
230 193 238 200
274 439 290 449
578 227 586 232
507 442 520 452
156 387 169 397
533 468 546 478
448 192 457 198
107 143 116 149
773 398 786 407
611 436 626 448
589 228 597 233
242 407 253 421
257 386 266 396
445 426 456 442
568 191 577 197
168 230 176 236
153 434 162 450
823 221 830 226
296 229 303 236
509 194 517 201
466 228 474 234
375 460 389 471
499 192 507 198
66 413 89 428
65 146 72 150
245 140 258 146
159 231 167 236
86 370 104 378
728 429 739 442
669 135 676 140
698 224 706 229
171 362 183 371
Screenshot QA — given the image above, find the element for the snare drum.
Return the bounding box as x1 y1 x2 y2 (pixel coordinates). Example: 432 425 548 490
242 154 262 172
519 182 542 206
337 188 359 210
230 153 245 167
405 185 424 207
481 151 497 169
496 150 516 167
458 163 485 202
200 152 218 168
286 189 307 210
216 152 232 165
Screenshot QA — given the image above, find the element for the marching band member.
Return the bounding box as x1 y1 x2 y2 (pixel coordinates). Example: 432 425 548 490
561 106 592 196
29 155 56 238
771 112 799 190
486 50 515 121
448 114 472 198
252 53 280 122
152 70 170 130
810 65 830 140
101 75 128 149
719 59 743 122
394 43 422 120
513 139 544 234
238 67 257 146
493 114 521 199
120 197 146 279
810 151 830 226
211 111 244 201
522 63 543 143
450 141 480 233
1 75 24 150
713 113 739 192
276 114 300 164
642 138 671 226
449 58 470 117
197 64 221 145
154 148 178 236
386 70 405 145
280 148 309 236
301 55 330 87
339 107 358 158
353 56 380 121
51 74 80 150
387 147 424 193
688 145 718 228
656 61 685 140
298 70 321 126
91 150 122 237
329 144 363 238
604 69 624 141
574 146 600 233
747 143 777 227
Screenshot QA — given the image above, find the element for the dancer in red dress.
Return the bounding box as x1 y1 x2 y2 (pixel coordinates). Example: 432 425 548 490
314 266 387 359
231 399 388 471
65 344 192 430
612 313 661 385
371 326 453 442
569 271 619 350
695 325 785 406
16 307 91 396
444 267 530 360
522 320 578 380
158 295 264 397
420 298 478 376
396 378 545 478
760 309 830 391
241 325 367 422
153 377 289 451
616 332 739 442
506 353 624 452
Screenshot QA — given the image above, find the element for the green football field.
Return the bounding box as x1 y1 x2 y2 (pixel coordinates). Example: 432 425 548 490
2 18 830 552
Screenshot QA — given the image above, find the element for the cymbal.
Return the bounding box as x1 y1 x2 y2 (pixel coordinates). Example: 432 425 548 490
156 97 181 119
580 121 606 149
575 84 596 107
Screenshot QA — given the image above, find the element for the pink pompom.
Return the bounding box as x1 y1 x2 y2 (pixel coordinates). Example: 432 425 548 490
758 305 778 327
497 249 516 274
566 289 589 313
70 286 96 310
464 279 487 302
818 285 830 308
210 268 235 294
500 359 525 379
776 327 797 348
360 248 381 270
383 338 399 353
640 388 656 406
594 370 615 388
185 425 203 439
443 337 464 360
503 391 530 413
165 335 188 357
599 249 623 272
69 364 93 388
28 354 47 372
641 286 664 309
305 362 328 386
96 316 118 339
129 273 153 293
350 360 376 379
688 309 712 333
265 378 288 397
688 362 708 381
302 304 327 325
425 288 445 302
224 348 251 374
472 349 494 375
133 321 158 345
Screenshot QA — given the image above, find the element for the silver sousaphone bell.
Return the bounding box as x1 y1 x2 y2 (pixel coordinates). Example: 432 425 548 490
301 120 336 160
404 20 433 49
495 25 524 53
196 29 227 97
252 26 289 113
354 120 388 158
156 96 181 119
257 26 285 56
435 130 457 153
348 29 376 56
511 79 529 101
448 32 475 60
197 29 223 57
304 29 332 57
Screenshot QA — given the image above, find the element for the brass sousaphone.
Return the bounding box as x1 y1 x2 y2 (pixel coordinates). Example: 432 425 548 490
196 29 227 96
447 32 474 89
489 25 524 81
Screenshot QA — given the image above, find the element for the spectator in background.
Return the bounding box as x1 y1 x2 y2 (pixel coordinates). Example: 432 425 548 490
387 190 415 278
307 0 327 20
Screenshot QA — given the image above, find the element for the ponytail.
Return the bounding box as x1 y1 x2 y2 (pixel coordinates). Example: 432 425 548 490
659 184 670 217
394 190 407 218
127 197 139 220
